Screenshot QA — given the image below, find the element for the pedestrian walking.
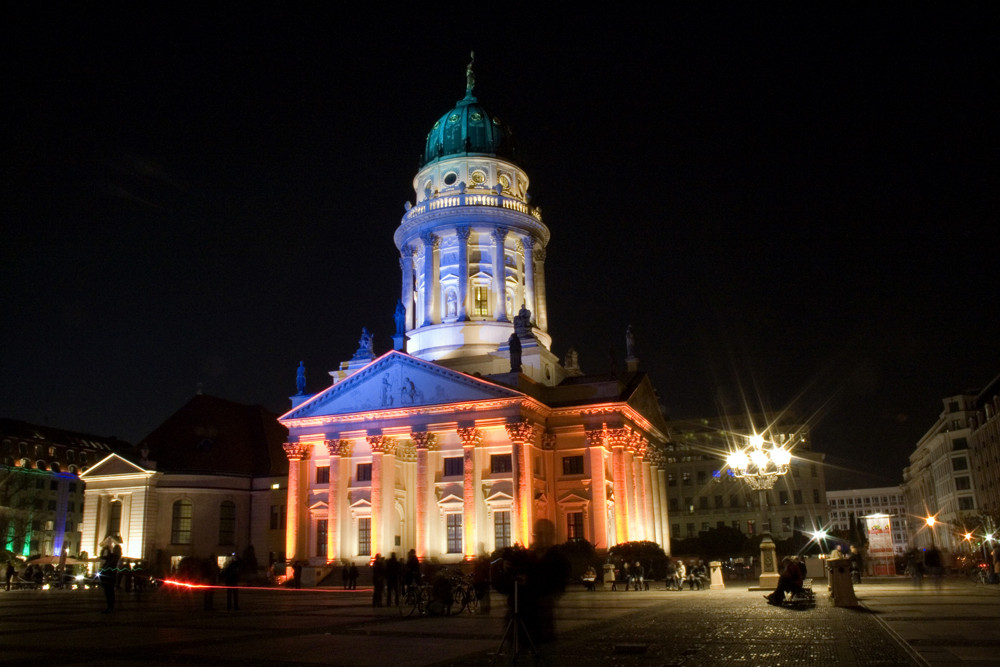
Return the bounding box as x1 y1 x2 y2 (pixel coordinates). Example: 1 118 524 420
222 555 240 611
99 540 121 613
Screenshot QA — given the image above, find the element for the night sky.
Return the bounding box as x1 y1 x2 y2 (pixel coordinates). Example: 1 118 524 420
5 6 997 487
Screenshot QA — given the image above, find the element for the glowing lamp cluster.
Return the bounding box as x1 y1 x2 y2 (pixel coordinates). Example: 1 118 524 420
726 433 792 490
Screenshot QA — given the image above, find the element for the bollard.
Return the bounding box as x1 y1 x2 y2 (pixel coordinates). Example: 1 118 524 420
709 561 725 589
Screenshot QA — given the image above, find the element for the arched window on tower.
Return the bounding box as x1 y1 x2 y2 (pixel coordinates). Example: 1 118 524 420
171 499 193 545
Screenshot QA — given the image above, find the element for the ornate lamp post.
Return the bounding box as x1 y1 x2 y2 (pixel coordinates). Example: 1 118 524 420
727 432 792 588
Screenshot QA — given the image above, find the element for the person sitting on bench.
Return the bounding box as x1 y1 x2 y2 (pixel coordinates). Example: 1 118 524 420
765 557 804 605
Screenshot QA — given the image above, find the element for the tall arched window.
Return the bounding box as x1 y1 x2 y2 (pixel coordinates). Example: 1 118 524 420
171 500 192 545
219 501 236 546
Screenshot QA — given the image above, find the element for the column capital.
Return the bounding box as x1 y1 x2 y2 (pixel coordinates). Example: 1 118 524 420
411 431 439 451
455 225 472 241
491 226 509 244
420 231 439 249
514 238 524 253
605 428 630 449
541 432 557 450
456 427 483 448
534 245 546 262
367 435 397 455
504 419 538 444
521 233 535 250
283 442 312 461
401 244 416 258
325 439 351 457
585 429 607 450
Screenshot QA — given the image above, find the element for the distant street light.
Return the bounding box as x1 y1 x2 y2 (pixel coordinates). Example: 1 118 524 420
925 516 937 548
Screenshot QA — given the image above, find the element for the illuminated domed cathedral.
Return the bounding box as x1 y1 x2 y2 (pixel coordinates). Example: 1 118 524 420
279 60 671 566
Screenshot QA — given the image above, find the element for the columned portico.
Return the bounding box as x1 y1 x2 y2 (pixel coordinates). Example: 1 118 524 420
505 420 536 546
457 427 481 559
608 429 629 544
324 439 347 563
283 442 311 564
586 429 609 549
411 431 436 560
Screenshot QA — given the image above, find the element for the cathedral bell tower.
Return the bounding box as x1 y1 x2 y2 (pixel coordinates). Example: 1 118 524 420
394 56 563 386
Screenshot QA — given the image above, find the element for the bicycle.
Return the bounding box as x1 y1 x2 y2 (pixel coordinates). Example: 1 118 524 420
400 581 431 617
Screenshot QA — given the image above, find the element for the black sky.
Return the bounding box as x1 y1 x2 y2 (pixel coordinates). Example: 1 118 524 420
4 6 997 487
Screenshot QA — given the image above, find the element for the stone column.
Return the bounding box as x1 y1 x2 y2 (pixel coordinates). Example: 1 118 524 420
324 439 347 563
522 235 535 321
411 431 437 561
505 420 536 546
400 245 415 331
534 245 548 331
457 427 482 559
283 442 311 565
367 435 395 558
456 226 471 321
627 440 642 540
642 454 655 544
648 454 663 546
586 429 609 549
420 232 438 327
514 239 525 311
607 428 630 544
492 227 509 322
657 467 670 553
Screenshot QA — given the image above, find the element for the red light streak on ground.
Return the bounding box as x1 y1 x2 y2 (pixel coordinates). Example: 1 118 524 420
158 579 371 593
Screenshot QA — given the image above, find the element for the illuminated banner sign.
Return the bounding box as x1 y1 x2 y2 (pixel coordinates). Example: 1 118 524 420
865 515 895 575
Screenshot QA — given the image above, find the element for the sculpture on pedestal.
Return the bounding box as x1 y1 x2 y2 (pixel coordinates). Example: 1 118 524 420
508 333 522 373
295 361 306 395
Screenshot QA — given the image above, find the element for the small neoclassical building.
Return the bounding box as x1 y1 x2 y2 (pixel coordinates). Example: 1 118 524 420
280 63 671 566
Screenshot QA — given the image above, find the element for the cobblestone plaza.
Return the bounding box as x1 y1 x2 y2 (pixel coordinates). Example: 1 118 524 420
2 578 997 665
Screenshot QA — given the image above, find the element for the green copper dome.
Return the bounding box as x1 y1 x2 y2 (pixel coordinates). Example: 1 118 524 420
421 58 516 167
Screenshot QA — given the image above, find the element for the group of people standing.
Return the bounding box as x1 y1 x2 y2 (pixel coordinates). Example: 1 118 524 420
367 550 420 607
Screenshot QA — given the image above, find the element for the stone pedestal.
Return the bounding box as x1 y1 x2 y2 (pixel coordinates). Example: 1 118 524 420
828 558 859 607
709 560 725 589
603 563 616 591
392 333 407 352
759 536 780 589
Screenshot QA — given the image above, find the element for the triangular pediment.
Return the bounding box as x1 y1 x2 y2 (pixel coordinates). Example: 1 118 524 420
557 491 589 505
624 375 670 438
281 351 524 422
80 453 150 478
437 493 464 505
308 500 329 511
485 489 513 503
